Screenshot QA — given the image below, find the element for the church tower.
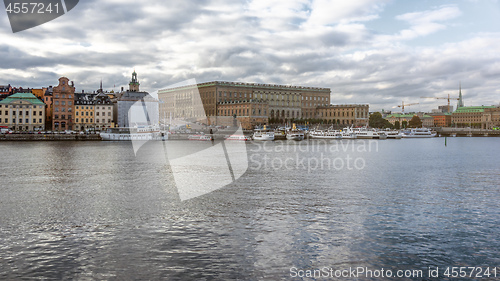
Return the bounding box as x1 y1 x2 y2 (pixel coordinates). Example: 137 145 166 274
129 70 140 92
457 82 464 108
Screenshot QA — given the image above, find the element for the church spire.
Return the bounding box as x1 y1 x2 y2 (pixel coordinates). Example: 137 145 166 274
129 70 140 92
457 82 464 108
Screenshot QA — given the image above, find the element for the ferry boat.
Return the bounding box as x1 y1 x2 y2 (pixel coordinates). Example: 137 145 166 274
309 128 342 139
384 129 403 139
253 127 275 141
286 124 305 141
401 128 437 138
373 131 388 140
340 127 357 139
344 127 376 139
100 126 167 141
226 134 250 141
273 128 287 140
188 134 213 141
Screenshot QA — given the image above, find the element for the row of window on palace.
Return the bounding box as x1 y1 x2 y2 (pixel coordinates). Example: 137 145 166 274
219 108 267 116
74 119 112 123
0 110 44 116
320 111 368 117
0 118 43 124
177 92 329 101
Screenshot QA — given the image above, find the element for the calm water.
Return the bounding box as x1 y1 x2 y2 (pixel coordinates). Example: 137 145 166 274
0 138 499 280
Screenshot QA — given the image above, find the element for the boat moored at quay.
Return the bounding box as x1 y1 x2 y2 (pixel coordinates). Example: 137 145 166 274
286 124 305 141
402 128 437 138
308 128 342 139
100 126 167 141
226 134 250 141
252 127 275 141
188 134 213 141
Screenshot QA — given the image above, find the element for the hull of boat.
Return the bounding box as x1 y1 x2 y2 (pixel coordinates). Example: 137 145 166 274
402 134 437 138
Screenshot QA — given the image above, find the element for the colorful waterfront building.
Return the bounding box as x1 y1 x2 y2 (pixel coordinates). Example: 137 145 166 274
0 93 45 131
52 77 75 131
452 106 496 129
430 113 452 127
483 106 500 130
74 93 96 131
94 91 114 130
43 87 53 130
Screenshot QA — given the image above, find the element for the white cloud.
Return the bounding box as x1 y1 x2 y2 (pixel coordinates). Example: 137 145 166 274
0 0 499 111
394 5 462 40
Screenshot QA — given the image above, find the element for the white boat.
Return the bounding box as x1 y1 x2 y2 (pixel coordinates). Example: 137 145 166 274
252 129 275 141
309 129 342 139
401 128 437 138
373 131 388 140
226 134 250 141
286 130 305 141
384 129 402 139
100 126 166 141
188 134 213 141
340 127 357 139
273 129 287 140
345 127 376 139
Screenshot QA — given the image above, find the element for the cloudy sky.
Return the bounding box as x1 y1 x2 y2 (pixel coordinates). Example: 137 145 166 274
1 0 500 112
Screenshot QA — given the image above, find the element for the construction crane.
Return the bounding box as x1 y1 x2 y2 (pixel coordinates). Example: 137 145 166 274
420 94 459 113
397 101 419 113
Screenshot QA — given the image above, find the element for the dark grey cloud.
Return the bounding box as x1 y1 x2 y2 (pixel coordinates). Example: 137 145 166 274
1 0 500 110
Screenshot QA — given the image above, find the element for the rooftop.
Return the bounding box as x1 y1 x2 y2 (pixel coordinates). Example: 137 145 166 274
454 106 496 113
159 81 331 93
0 93 45 105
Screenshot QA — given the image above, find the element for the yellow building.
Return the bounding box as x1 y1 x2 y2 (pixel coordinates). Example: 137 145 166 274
0 93 45 131
74 94 95 131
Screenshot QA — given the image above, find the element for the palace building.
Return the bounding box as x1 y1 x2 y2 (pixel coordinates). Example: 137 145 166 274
158 81 330 128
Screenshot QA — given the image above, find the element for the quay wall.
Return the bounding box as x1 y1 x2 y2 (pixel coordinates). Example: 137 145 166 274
0 134 102 141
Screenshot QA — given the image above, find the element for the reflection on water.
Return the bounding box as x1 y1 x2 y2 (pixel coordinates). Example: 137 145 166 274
0 138 499 279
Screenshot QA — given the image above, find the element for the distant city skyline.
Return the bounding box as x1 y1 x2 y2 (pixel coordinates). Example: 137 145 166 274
1 0 500 112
